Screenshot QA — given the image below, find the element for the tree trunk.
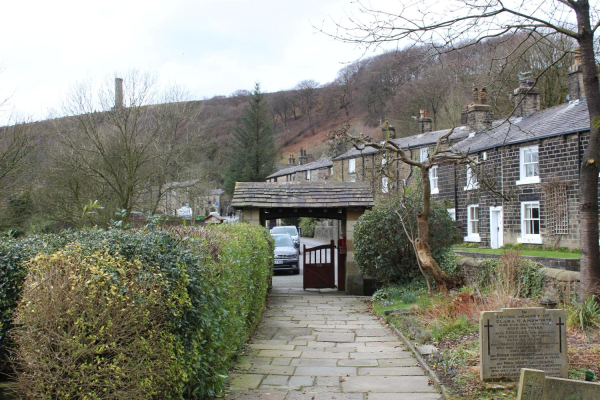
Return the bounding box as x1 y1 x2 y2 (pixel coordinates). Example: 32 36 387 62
576 2 600 298
415 166 453 291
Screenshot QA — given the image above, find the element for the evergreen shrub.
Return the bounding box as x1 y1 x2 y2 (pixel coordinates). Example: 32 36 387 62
353 193 458 285
299 217 319 238
1 225 272 398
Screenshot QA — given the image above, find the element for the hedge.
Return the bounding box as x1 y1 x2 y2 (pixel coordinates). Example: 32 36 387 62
1 224 273 398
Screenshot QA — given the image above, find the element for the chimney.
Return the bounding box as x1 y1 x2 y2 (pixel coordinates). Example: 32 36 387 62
288 154 296 166
568 47 585 101
511 74 540 118
381 125 397 140
466 87 493 130
417 109 433 134
307 153 314 164
115 78 124 109
299 149 307 165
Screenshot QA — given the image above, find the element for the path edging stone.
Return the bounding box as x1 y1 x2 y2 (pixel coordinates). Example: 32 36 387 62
389 323 449 399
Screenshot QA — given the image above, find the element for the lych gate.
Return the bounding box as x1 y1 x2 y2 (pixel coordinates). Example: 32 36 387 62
231 181 374 295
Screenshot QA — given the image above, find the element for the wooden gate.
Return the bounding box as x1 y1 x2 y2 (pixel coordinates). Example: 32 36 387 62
303 240 336 290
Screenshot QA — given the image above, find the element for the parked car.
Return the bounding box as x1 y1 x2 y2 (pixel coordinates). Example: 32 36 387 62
270 226 300 249
271 233 300 274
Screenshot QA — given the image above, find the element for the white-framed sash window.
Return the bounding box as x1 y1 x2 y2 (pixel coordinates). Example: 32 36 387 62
382 176 389 193
517 145 540 185
430 166 439 194
518 201 542 244
464 157 479 190
464 204 481 242
447 208 456 221
348 158 356 174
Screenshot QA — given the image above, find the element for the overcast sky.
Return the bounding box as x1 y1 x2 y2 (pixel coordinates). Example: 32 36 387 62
0 0 397 122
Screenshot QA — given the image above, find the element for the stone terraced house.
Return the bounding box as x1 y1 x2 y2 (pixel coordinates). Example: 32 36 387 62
266 156 333 183
325 56 594 250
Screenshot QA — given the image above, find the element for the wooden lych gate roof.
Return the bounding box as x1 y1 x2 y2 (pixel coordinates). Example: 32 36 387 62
231 182 374 209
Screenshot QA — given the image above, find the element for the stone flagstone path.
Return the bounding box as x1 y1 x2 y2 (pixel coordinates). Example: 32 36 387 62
226 288 442 400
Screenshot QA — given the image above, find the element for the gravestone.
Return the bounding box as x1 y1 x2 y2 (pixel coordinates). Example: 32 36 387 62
480 308 568 381
517 368 600 400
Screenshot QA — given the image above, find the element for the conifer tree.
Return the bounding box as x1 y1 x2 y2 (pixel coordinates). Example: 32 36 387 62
225 83 277 196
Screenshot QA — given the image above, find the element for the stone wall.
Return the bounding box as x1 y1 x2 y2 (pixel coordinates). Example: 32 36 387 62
456 255 580 299
453 251 580 271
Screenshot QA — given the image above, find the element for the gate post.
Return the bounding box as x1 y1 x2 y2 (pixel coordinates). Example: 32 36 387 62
337 237 346 291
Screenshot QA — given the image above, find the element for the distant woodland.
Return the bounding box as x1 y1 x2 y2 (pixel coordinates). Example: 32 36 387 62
0 33 577 232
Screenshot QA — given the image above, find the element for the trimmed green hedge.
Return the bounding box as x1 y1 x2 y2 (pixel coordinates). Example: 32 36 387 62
1 224 272 398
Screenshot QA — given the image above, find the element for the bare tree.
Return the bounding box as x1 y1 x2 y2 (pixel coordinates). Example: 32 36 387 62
295 80 320 133
52 71 202 223
332 122 506 291
325 0 600 298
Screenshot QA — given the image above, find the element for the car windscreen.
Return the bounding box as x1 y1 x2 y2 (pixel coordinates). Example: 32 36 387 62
271 227 297 236
273 235 294 247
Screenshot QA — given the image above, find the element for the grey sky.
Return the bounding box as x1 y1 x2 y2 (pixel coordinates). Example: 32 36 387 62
1 0 393 121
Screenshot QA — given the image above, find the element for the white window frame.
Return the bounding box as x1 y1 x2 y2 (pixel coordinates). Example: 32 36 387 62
516 145 540 185
518 201 542 244
420 148 428 162
381 176 389 193
464 157 479 190
430 166 439 194
306 170 311 181
447 208 456 221
330 166 333 175
464 204 481 242
348 158 356 174
348 177 356 183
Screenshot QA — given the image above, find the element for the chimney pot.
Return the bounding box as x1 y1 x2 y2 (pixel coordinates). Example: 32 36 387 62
480 88 487 105
472 87 479 104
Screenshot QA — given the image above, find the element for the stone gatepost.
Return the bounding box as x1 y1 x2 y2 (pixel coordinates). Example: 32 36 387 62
344 208 365 296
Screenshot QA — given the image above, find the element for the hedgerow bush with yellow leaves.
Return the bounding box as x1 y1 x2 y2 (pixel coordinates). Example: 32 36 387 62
12 248 182 399
1 224 272 398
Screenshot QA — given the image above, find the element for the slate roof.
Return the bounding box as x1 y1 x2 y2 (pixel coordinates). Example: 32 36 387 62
266 158 333 179
332 125 475 161
452 99 590 154
231 181 374 209
163 179 200 189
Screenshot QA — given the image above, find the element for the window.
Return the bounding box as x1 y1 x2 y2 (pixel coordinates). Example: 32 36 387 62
519 201 542 244
430 166 439 194
465 158 479 190
447 208 456 221
348 159 356 174
517 145 540 185
465 204 480 242
348 177 356 182
330 167 333 175
382 177 389 193
292 173 296 181
306 170 311 181
382 155 387 165
420 148 428 162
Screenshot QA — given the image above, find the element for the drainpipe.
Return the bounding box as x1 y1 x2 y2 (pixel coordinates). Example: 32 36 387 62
577 132 582 175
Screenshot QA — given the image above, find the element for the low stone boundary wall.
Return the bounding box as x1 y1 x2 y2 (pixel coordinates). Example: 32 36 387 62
453 251 580 271
314 226 334 241
456 256 580 298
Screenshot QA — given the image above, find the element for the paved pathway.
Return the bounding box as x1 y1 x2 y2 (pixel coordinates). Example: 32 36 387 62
226 288 441 400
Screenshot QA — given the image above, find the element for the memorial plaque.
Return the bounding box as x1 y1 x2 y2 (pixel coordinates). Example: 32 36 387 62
480 308 568 381
517 368 600 400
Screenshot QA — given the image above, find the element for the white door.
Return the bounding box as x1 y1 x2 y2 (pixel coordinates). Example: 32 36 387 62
490 207 503 249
